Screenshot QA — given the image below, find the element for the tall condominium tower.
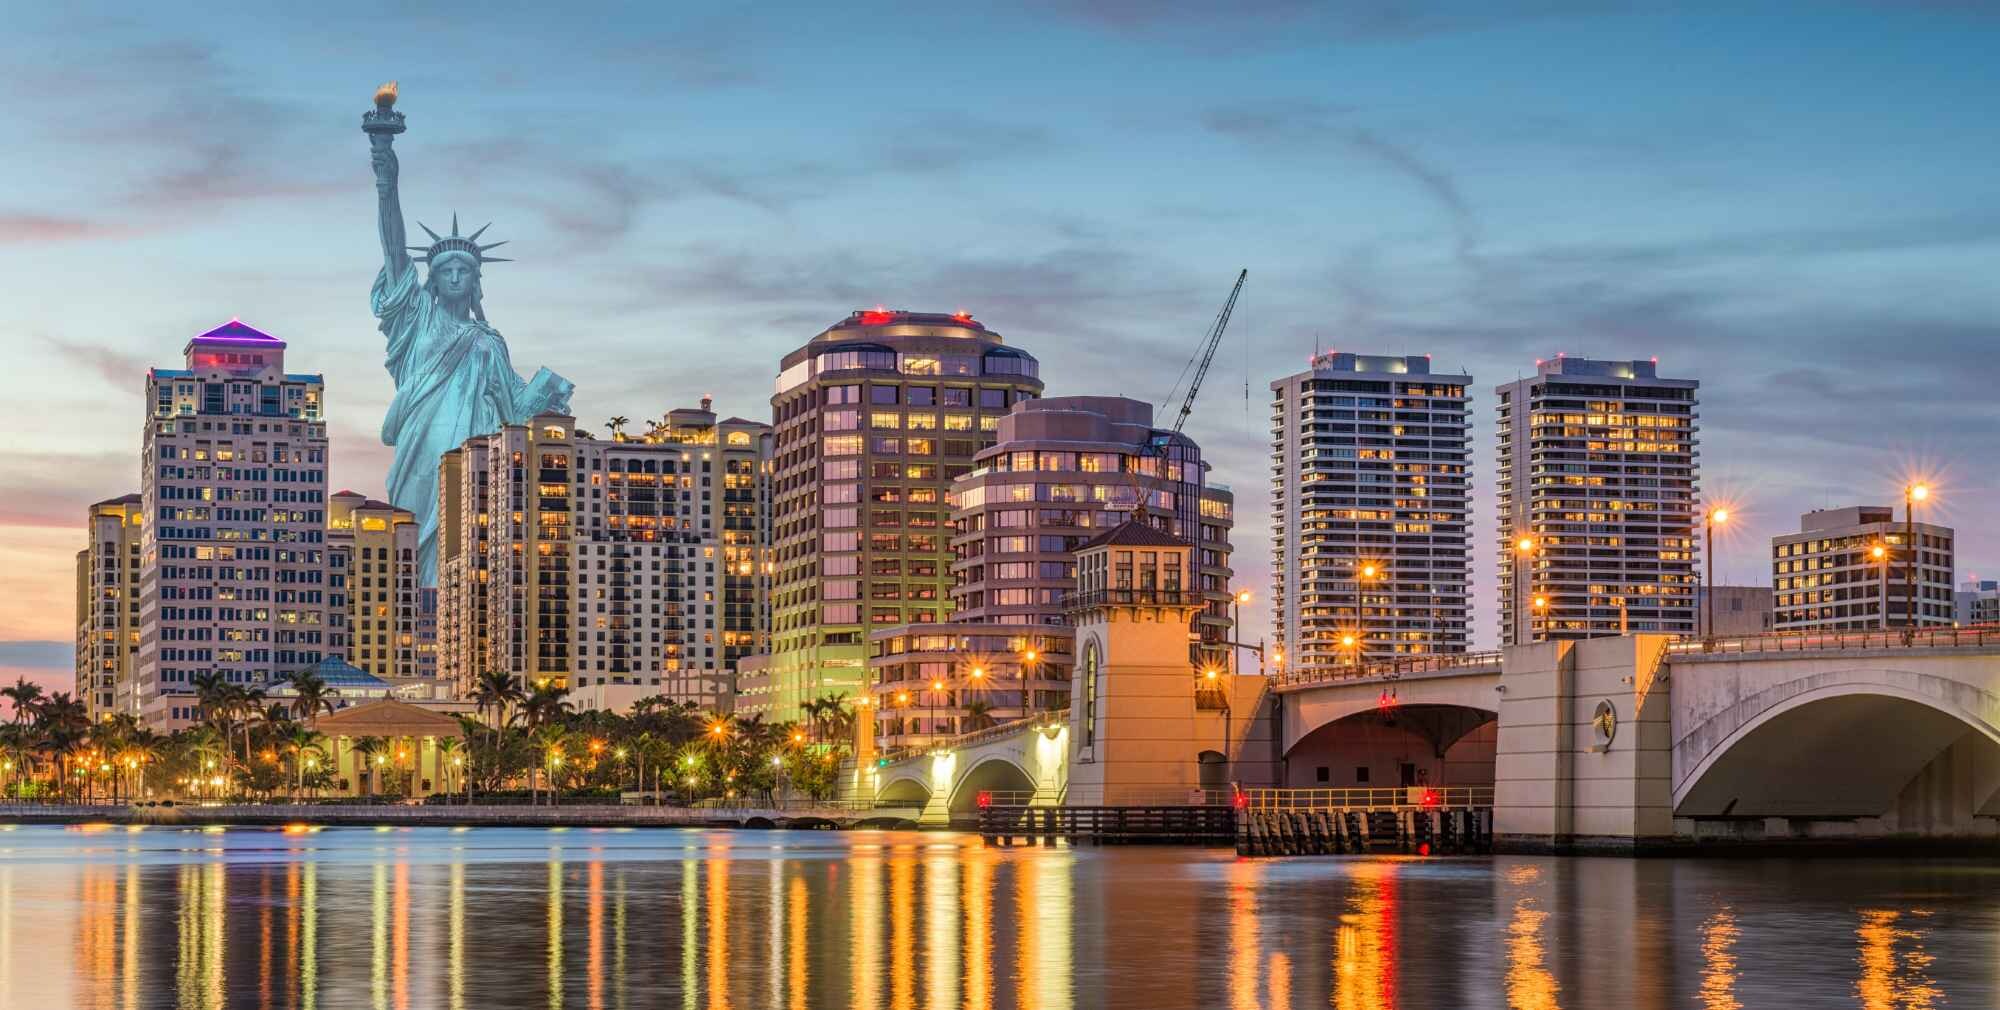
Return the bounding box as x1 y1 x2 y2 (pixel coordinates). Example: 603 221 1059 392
765 310 1043 722
1496 356 1699 645
75 494 143 720
866 395 1235 749
135 320 337 729
1270 353 1471 673
1773 506 1955 632
435 405 771 711
327 491 427 690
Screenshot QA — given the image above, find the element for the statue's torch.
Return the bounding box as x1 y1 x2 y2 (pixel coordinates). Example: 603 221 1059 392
363 81 406 148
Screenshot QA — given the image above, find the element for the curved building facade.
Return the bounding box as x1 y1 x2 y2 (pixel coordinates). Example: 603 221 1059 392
763 311 1043 721
867 395 1235 750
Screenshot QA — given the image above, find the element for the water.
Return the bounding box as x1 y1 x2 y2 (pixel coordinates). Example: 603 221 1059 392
0 824 1989 1008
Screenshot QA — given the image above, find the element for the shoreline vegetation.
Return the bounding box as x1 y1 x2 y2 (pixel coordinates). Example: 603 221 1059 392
2 674 859 809
0 801 919 831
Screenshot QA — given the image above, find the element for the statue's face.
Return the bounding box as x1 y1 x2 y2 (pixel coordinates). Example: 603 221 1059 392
432 259 476 303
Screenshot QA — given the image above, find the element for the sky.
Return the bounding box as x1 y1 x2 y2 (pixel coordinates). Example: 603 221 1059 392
2 1 1996 698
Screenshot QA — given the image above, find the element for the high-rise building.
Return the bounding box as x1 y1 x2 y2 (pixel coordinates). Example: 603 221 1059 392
763 310 1043 722
1772 506 1955 631
75 494 143 720
1496 357 1699 645
1270 353 1471 673
1695 585 1775 637
135 320 337 729
654 398 776 685
327 491 425 688
866 395 1235 749
1955 579 2000 626
435 405 771 711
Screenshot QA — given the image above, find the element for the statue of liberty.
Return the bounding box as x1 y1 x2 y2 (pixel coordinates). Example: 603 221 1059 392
364 83 573 583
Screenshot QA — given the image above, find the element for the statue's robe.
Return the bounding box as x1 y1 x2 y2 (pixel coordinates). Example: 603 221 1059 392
373 260 572 584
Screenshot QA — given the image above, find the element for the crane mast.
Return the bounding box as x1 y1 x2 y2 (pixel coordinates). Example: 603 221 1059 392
1172 268 1247 435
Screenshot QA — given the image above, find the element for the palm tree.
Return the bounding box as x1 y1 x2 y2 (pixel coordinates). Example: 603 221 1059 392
117 727 163 802
229 685 269 766
179 727 229 801
520 681 573 731
473 671 525 737
530 724 569 805
963 700 998 732
350 736 386 798
606 416 630 442
0 723 31 799
1 677 45 727
34 693 88 802
282 668 340 724
435 736 463 801
192 671 232 730
276 725 325 801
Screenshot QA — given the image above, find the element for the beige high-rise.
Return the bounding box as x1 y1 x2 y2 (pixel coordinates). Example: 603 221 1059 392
75 494 143 721
436 405 771 711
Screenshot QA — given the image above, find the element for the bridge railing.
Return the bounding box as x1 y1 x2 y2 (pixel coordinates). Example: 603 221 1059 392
877 708 1071 765
1274 651 1503 690
1669 625 2000 659
1237 786 1494 811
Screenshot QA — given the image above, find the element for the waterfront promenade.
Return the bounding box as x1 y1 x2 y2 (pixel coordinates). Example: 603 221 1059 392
0 801 920 830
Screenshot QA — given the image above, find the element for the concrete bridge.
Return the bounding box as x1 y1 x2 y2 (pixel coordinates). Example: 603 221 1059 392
859 716 1072 828
845 527 2000 849
1272 626 2000 850
853 627 2000 846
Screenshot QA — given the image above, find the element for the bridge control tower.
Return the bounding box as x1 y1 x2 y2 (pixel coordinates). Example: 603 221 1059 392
1063 522 1215 805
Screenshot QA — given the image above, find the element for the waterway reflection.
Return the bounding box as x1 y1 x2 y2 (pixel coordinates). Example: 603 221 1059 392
4 827 2000 1007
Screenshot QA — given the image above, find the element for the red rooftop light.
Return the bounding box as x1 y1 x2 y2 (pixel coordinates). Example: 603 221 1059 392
858 309 896 326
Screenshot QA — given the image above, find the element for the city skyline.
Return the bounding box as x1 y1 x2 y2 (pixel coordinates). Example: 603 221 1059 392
6 3 1999 698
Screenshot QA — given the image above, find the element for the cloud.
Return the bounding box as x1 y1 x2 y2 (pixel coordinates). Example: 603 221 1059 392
1203 102 1481 267
0 642 70 671
431 137 840 245
43 337 150 389
0 214 129 244
11 39 347 227
0 450 136 527
1039 0 1631 44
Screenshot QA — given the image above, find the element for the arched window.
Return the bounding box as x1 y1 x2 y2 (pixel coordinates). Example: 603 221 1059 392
1081 637 1100 751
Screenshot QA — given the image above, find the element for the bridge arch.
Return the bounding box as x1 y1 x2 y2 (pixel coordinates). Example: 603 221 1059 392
876 770 932 808
1674 668 2000 820
946 755 1038 815
1282 703 1498 790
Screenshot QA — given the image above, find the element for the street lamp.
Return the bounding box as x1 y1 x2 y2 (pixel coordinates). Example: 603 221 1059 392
1513 536 1537 646
1232 590 1251 675
1704 507 1730 638
1904 483 1931 629
1871 541 1891 630
1017 648 1039 720
1354 563 1382 668
1340 633 1359 675
930 678 946 745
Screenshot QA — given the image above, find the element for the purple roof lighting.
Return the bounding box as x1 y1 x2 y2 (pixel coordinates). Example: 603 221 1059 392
194 318 281 343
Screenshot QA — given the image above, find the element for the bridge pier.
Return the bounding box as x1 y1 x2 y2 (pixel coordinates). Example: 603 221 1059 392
1493 636 1675 853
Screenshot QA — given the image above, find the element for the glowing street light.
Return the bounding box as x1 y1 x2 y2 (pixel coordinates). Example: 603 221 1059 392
1703 505 1732 638
1903 483 1932 629
1513 535 1538 645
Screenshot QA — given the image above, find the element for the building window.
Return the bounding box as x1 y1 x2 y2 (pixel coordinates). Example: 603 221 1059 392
1081 638 1099 751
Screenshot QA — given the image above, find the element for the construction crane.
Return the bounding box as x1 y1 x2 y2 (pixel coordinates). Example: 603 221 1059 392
1167 268 1248 436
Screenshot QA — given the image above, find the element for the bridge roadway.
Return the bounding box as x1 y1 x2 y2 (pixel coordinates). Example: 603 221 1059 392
1275 627 2000 849
860 627 2000 848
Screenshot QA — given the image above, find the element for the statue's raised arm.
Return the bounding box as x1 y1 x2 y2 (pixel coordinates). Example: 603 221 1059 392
366 82 411 278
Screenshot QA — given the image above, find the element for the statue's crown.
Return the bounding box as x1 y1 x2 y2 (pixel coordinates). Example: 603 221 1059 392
409 214 511 266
